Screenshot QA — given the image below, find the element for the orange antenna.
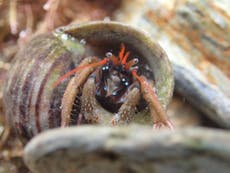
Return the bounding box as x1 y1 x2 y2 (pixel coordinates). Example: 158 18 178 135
119 43 125 62
121 51 130 65
52 58 109 88
110 55 119 65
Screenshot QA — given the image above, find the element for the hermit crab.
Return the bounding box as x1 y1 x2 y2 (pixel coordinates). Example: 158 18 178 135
3 21 174 141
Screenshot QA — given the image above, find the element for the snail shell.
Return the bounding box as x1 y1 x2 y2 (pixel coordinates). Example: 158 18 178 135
3 21 174 140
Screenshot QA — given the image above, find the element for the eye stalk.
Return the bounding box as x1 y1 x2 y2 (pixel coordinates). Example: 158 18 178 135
125 58 139 70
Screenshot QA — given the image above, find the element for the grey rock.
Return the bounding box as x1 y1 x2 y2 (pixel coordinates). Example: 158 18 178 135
24 126 230 173
174 64 230 128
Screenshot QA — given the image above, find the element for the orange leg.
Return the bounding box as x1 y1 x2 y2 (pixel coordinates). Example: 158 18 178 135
119 43 125 61
61 57 101 127
132 71 174 130
53 58 108 88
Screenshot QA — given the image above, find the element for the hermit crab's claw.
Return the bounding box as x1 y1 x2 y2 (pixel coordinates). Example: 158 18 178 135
132 71 174 130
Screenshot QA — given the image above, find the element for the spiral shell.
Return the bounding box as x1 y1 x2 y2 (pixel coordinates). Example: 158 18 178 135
3 21 174 140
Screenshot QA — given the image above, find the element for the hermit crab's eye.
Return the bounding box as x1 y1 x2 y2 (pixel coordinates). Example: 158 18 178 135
133 58 139 64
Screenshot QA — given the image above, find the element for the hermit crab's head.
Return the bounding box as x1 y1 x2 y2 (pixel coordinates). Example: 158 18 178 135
95 44 139 112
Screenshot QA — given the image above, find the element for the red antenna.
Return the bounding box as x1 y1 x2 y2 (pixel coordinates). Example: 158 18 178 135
52 58 108 88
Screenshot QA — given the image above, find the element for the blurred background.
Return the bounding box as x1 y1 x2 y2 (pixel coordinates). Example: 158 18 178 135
0 0 230 172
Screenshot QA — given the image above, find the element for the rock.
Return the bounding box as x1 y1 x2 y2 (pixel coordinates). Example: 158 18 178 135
24 126 230 173
174 65 230 128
